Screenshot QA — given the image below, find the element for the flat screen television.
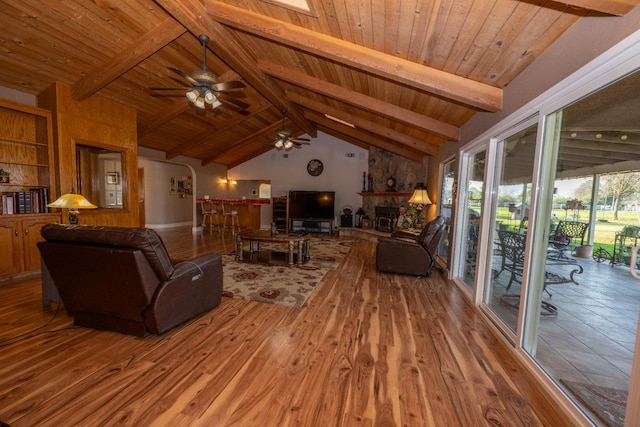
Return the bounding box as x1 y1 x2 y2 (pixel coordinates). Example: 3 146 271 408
289 190 335 220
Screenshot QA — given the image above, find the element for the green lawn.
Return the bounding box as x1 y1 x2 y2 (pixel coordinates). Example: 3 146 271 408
495 207 640 254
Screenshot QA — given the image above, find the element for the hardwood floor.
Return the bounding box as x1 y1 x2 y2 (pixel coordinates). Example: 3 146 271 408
0 227 573 426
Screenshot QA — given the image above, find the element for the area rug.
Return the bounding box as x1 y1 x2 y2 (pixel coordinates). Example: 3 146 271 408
222 238 353 307
561 379 627 426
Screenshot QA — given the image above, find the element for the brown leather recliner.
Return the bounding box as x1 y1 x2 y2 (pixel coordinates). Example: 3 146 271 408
38 224 223 336
376 216 446 277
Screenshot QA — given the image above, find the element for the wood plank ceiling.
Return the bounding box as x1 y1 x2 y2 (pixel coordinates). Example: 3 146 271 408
0 0 638 168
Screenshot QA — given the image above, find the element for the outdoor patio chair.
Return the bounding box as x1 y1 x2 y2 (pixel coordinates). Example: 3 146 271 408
548 220 588 259
495 230 526 292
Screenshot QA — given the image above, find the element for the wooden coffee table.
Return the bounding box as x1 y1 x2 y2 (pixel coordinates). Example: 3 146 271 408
236 230 311 265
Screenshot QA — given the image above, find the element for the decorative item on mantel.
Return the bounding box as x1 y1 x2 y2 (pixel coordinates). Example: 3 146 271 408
0 169 9 184
362 171 367 192
367 174 373 192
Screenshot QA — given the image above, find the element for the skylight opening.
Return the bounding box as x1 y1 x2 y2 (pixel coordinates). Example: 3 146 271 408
325 114 356 128
261 0 318 17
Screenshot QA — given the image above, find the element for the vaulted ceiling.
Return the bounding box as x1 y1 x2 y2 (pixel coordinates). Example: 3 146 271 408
1 0 638 168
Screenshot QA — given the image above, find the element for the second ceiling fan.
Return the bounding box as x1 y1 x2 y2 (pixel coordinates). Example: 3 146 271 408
151 34 249 113
273 109 311 150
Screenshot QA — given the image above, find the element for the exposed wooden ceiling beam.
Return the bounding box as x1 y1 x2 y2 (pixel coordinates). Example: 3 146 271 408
287 92 438 156
258 60 460 142
203 121 282 165
138 101 191 138
546 0 640 16
559 147 639 161
317 127 370 151
560 138 640 154
226 146 276 169
72 17 186 101
166 100 272 160
153 0 316 137
207 1 502 112
306 111 425 162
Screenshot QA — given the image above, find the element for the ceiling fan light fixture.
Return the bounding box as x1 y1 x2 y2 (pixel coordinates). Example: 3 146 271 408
195 97 206 109
284 140 294 150
204 90 215 103
274 139 284 149
186 89 199 102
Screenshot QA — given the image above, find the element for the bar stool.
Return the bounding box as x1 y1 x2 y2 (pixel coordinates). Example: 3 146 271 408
222 202 240 233
201 201 219 230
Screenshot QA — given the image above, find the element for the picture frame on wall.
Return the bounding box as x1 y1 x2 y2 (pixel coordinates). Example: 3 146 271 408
106 171 120 185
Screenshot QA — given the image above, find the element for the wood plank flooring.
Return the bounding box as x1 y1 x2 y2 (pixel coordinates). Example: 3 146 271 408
0 227 573 426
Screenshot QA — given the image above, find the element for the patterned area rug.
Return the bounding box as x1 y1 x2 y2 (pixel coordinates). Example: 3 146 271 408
222 238 353 307
561 380 627 427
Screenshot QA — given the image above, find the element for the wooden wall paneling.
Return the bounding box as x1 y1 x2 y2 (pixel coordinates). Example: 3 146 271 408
37 82 139 227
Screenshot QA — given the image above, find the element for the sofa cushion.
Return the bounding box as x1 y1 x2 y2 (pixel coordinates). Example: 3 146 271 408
41 224 174 281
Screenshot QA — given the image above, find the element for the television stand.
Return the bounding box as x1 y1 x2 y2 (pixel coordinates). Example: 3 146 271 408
290 218 334 235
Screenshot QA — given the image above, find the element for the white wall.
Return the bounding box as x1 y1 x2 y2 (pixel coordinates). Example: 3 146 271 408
138 147 227 229
229 131 369 225
138 157 193 228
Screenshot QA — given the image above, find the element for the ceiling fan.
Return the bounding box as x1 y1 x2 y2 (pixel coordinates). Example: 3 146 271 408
150 34 249 113
273 109 311 150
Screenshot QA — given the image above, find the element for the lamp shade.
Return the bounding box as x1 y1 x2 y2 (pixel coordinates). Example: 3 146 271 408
47 193 97 209
408 184 432 205
47 192 97 224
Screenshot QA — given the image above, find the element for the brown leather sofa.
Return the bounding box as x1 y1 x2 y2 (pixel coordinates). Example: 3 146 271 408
38 224 223 336
376 216 446 277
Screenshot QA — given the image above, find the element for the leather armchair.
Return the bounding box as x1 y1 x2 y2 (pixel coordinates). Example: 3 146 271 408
38 224 223 336
376 216 446 277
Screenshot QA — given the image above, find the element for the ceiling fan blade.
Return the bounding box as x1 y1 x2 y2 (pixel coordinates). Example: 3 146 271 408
150 87 192 91
293 138 311 142
168 66 198 86
212 80 245 91
217 93 250 110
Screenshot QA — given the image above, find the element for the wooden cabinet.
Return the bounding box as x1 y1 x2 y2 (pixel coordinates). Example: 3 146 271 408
0 98 59 278
0 99 55 209
0 213 61 276
272 196 289 233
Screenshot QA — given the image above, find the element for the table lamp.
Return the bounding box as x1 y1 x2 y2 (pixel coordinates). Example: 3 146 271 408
47 191 97 224
408 183 432 227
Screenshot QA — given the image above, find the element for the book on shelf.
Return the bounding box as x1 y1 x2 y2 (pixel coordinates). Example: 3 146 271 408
1 188 50 215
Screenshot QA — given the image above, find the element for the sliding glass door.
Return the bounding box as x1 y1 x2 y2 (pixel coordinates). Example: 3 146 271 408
454 149 486 292
482 121 539 335
521 70 640 424
437 158 456 270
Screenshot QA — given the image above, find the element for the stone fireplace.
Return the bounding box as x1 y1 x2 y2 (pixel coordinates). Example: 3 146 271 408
374 205 400 232
360 147 427 225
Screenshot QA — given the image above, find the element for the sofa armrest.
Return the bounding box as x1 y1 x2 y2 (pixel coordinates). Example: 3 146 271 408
376 237 431 276
145 253 223 334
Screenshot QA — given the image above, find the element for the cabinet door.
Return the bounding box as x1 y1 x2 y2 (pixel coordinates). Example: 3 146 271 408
0 219 23 276
22 218 55 272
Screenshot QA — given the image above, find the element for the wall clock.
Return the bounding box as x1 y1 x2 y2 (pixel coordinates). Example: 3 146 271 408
386 176 397 191
307 159 324 176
